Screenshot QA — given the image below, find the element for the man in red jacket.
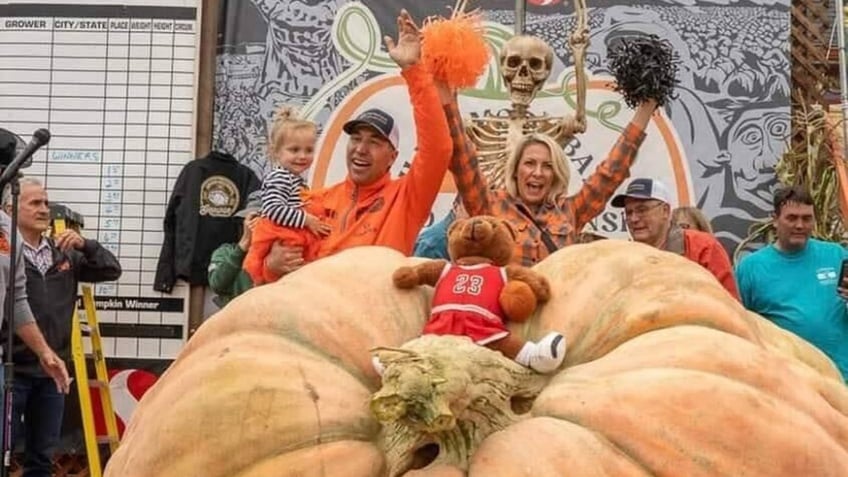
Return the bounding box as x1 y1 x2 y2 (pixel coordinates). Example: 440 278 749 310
611 178 740 300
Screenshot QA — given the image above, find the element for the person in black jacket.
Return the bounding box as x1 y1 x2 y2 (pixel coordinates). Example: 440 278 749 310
3 178 121 477
0 141 70 466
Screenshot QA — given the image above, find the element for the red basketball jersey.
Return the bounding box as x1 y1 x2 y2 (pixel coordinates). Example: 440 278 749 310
430 263 507 322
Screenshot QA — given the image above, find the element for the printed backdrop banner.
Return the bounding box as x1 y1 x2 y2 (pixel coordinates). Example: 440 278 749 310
214 0 791 255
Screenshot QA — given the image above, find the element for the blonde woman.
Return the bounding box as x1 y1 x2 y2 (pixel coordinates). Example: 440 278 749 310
447 99 656 266
672 206 713 233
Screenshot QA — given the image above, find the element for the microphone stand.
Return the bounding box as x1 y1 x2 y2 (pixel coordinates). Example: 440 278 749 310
0 130 47 477
1 171 24 477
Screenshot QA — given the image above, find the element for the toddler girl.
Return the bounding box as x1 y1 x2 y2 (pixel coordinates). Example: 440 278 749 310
243 106 330 284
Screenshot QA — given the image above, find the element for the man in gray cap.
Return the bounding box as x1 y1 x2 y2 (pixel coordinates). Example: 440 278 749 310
611 177 739 300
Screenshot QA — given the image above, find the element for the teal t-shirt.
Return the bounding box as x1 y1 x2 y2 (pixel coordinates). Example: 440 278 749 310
736 239 848 382
412 211 455 260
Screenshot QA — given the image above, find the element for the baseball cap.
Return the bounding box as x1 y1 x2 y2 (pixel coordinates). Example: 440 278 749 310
342 109 399 150
611 178 671 207
233 190 262 218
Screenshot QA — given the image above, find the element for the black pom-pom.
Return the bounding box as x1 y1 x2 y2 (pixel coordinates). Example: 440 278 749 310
607 35 680 108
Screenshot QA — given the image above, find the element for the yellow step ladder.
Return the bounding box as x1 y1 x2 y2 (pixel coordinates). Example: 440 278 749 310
53 217 120 477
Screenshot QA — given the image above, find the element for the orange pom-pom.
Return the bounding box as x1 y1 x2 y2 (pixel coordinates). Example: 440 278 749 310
421 12 490 89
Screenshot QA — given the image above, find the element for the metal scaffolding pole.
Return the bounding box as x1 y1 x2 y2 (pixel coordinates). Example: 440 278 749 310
832 0 848 227
515 0 526 34
837 0 848 153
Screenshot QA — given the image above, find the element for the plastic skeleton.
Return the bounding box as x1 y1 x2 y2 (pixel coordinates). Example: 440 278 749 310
464 0 589 189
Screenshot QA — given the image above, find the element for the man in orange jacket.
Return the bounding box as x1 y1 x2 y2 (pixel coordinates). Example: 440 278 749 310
266 10 453 276
611 178 741 301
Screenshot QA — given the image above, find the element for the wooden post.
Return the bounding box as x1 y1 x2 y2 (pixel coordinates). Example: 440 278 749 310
827 109 848 224
189 0 219 338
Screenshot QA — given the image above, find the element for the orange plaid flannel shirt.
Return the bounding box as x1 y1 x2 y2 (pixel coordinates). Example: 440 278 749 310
446 105 647 266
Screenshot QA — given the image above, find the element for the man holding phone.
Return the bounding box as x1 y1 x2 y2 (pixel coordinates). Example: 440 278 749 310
736 186 848 383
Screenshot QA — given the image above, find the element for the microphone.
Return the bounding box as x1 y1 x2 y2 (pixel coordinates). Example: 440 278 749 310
0 129 49 186
16 129 49 166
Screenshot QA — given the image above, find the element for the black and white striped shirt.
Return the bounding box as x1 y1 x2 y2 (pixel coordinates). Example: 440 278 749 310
261 168 307 228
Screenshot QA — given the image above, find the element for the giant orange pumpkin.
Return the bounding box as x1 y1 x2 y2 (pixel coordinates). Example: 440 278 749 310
104 242 848 476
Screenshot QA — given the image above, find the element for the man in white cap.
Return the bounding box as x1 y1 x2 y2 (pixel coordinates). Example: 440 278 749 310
611 178 739 300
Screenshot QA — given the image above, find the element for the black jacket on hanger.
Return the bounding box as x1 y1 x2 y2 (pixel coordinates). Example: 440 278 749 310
154 151 260 293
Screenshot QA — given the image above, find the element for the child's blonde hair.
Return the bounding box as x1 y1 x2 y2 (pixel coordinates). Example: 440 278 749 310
267 105 317 160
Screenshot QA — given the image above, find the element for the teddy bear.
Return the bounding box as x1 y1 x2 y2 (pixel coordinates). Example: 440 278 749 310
390 215 566 374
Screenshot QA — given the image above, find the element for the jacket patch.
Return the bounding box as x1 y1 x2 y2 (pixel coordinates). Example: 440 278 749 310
199 175 240 217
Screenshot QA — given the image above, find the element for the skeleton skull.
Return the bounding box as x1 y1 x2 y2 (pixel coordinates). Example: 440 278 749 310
499 35 554 108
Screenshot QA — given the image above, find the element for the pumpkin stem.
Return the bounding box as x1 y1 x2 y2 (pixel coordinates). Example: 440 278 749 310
370 335 548 475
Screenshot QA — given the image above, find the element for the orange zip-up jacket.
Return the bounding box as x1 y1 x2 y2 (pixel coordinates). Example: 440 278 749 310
307 63 453 258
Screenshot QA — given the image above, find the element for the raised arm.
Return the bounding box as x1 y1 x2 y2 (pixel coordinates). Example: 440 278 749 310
569 100 654 232
565 0 589 134
397 64 453 225
446 96 492 217
72 239 122 283
387 10 453 226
